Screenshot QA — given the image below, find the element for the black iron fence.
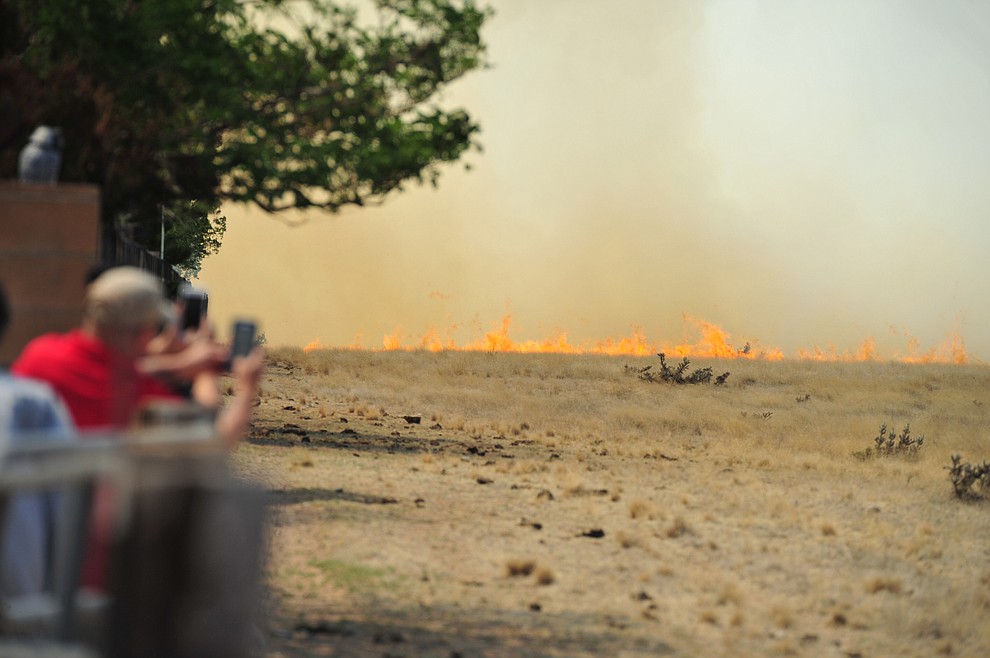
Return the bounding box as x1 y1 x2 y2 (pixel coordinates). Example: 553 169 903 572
100 228 187 297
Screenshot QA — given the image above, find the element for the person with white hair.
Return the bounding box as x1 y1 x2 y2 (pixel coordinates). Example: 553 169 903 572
11 266 265 590
14 266 263 438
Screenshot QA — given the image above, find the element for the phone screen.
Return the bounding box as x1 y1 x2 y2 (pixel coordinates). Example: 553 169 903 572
230 320 256 359
181 294 204 330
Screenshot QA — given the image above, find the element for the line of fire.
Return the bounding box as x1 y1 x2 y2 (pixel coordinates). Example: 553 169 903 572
302 315 971 364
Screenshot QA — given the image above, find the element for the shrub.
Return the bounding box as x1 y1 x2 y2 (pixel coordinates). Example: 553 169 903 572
948 454 990 500
853 423 924 460
627 353 730 386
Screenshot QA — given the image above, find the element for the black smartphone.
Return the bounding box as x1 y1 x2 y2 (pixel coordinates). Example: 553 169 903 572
180 289 208 330
230 320 257 361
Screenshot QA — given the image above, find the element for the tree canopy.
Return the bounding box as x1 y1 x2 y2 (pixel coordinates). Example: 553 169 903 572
0 0 492 273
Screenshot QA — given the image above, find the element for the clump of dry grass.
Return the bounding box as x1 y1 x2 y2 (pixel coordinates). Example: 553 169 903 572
865 576 904 595
770 605 795 629
699 609 719 625
505 559 536 577
628 498 660 520
616 530 646 549
505 559 554 585
534 566 555 585
717 583 743 607
663 516 691 539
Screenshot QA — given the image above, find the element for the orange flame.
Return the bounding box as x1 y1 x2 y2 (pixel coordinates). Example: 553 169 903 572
899 332 968 365
796 338 878 362
661 316 784 361
302 314 972 364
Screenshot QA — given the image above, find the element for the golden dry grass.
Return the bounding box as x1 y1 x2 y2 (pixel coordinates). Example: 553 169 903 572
231 348 990 657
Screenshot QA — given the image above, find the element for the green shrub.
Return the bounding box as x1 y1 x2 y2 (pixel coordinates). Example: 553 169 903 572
853 423 924 460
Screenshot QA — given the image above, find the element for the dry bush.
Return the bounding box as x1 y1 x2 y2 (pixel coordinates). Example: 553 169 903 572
865 576 904 595
948 454 990 499
616 530 646 549
663 515 691 539
505 559 536 577
628 499 660 520
534 566 555 585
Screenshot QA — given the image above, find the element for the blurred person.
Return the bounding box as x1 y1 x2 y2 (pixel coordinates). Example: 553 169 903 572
138 292 228 407
0 279 76 601
13 266 263 442
84 263 226 404
11 266 264 589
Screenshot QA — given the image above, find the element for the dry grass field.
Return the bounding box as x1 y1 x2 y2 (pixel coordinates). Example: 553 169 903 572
227 348 990 658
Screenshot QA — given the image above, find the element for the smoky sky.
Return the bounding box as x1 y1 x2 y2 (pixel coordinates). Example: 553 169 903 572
198 0 990 360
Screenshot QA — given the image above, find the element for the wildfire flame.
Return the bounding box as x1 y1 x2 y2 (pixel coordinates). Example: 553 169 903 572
303 314 972 364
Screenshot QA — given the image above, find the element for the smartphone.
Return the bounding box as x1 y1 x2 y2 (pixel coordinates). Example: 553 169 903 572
230 320 257 362
180 289 209 330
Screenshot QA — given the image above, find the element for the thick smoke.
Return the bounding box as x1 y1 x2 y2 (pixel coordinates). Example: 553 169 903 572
199 0 990 361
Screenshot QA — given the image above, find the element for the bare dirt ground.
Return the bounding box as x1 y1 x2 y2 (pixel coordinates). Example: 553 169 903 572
229 354 990 658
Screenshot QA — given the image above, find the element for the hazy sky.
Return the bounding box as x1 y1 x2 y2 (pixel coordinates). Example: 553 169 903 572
197 0 990 360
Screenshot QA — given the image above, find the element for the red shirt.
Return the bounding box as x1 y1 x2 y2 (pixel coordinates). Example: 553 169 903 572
12 329 179 431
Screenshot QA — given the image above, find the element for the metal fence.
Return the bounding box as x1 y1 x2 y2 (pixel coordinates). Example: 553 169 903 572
99 229 187 297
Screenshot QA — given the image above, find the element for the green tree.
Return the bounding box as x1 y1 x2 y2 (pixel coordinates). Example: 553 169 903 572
0 0 492 274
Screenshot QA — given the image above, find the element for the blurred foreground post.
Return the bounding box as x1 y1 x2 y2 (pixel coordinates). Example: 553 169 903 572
0 438 118 649
0 426 268 658
105 451 267 658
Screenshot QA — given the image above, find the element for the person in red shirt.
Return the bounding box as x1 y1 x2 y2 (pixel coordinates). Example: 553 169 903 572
13 266 262 439
13 324 182 430
12 266 264 588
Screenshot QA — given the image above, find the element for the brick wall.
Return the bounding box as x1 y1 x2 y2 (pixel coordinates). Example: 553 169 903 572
0 181 100 365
